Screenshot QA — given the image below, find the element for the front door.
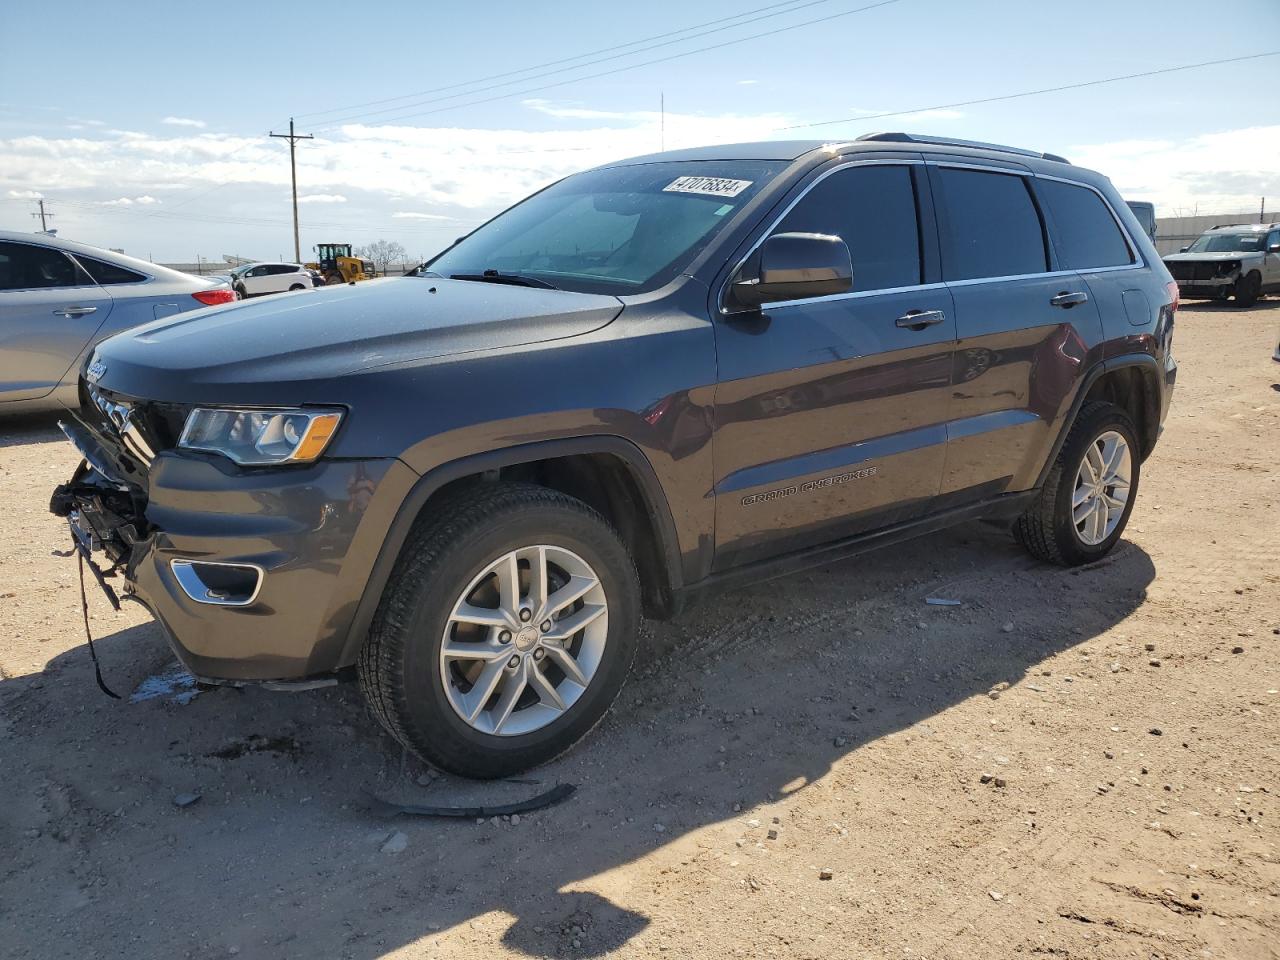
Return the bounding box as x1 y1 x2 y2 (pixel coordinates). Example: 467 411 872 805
0 241 113 403
711 161 956 571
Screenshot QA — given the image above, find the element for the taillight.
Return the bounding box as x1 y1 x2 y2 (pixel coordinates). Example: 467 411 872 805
192 289 237 306
1164 280 1179 312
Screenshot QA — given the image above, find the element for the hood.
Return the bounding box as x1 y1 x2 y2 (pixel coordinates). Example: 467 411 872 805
90 277 623 400
1163 250 1259 262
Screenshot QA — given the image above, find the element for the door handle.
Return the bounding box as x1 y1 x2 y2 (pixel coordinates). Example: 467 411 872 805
53 306 98 318
895 308 946 330
1050 291 1089 308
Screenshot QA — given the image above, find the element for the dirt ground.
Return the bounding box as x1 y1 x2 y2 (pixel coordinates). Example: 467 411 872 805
1 301 1276 960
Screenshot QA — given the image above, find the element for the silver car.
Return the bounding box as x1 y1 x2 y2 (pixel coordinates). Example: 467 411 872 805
0 231 235 414
1163 221 1280 307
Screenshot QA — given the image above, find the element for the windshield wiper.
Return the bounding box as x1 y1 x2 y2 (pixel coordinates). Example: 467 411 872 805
450 269 558 290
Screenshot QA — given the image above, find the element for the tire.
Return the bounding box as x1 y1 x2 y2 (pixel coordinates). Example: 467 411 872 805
357 483 640 779
288 283 305 291
234 284 247 300
1234 271 1261 307
1014 402 1140 566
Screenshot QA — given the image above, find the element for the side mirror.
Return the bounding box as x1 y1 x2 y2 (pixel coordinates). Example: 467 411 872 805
1269 243 1280 253
1179 246 1189 253
731 232 853 309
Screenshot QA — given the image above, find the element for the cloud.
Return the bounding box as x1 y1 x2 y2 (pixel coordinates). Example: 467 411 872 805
297 193 347 204
162 116 206 128
737 79 759 86
392 211 453 220
8 188 43 199
1068 125 1280 214
99 195 160 206
522 99 634 121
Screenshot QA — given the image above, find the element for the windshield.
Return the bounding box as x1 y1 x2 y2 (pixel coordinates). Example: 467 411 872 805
423 160 788 295
1188 232 1266 253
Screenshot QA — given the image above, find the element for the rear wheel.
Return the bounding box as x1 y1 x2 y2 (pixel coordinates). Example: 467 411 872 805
288 283 305 291
358 483 640 779
1014 402 1140 566
1234 271 1261 307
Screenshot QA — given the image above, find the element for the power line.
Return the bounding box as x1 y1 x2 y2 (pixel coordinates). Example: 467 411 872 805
314 0 905 131
293 0 838 123
775 50 1280 131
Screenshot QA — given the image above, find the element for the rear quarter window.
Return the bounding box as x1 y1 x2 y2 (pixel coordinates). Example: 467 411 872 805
1038 180 1134 269
76 255 147 285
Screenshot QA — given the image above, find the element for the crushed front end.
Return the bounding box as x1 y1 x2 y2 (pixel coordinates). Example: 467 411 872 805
49 380 417 684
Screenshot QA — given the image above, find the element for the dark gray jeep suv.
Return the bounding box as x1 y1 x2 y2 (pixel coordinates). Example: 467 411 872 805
51 133 1177 778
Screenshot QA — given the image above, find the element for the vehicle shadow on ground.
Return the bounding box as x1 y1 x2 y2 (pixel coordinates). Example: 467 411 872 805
0 411 64 449
0 524 1157 959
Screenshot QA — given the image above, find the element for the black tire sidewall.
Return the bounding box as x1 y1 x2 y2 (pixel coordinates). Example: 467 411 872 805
1235 272 1260 306
1051 407 1141 564
391 501 638 776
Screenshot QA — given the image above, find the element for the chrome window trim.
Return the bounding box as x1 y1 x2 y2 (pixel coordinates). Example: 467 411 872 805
719 158 926 315
718 155 1150 315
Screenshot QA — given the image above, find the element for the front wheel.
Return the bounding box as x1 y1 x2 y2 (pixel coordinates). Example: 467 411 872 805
1014 402 1140 566
1234 271 1261 307
358 483 640 779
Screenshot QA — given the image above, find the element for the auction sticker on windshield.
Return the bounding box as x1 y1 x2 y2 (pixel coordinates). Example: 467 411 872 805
663 176 753 198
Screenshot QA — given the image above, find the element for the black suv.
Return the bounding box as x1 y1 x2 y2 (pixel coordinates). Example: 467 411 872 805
52 133 1177 778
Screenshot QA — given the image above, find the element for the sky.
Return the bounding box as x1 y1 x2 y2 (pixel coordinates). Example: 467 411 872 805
1 0 1278 263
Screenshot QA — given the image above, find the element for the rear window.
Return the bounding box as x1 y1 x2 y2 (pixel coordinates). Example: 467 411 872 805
934 168 1047 281
1040 180 1133 269
76 255 147 285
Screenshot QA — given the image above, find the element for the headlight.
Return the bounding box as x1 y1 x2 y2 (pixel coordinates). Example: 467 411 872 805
178 407 343 465
1218 260 1240 275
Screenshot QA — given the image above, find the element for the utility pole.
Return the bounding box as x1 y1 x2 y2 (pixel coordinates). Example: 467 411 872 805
660 91 665 152
270 118 313 262
1261 197 1266 224
30 198 53 232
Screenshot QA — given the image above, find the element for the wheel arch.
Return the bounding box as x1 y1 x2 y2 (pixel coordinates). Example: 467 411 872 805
1036 354 1162 489
338 436 683 666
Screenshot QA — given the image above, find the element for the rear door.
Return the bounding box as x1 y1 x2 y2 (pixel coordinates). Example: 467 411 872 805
711 158 956 570
0 241 113 403
928 163 1103 503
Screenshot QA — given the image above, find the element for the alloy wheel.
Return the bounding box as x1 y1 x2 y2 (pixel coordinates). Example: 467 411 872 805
439 544 608 736
1071 430 1132 545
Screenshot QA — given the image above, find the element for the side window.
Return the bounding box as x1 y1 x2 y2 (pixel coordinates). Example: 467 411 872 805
269 265 294 275
774 164 921 292
1268 230 1280 251
1037 179 1133 269
934 168 1047 281
0 241 89 291
77 255 146 285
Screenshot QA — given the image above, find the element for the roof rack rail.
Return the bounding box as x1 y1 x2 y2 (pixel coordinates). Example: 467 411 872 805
1210 221 1277 230
855 132 1070 165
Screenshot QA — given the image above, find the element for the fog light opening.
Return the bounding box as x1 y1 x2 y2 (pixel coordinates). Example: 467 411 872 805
170 560 264 606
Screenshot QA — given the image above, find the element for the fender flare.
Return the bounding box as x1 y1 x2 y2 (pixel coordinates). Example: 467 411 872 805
338 435 683 665
1034 352 1163 489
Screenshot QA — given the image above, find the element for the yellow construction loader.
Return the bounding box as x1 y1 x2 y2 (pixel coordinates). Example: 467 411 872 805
306 243 375 285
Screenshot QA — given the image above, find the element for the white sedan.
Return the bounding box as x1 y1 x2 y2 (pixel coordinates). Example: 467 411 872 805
230 262 315 298
0 231 235 415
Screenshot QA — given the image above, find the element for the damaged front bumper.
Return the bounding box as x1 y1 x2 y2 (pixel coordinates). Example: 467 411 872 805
51 412 416 683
